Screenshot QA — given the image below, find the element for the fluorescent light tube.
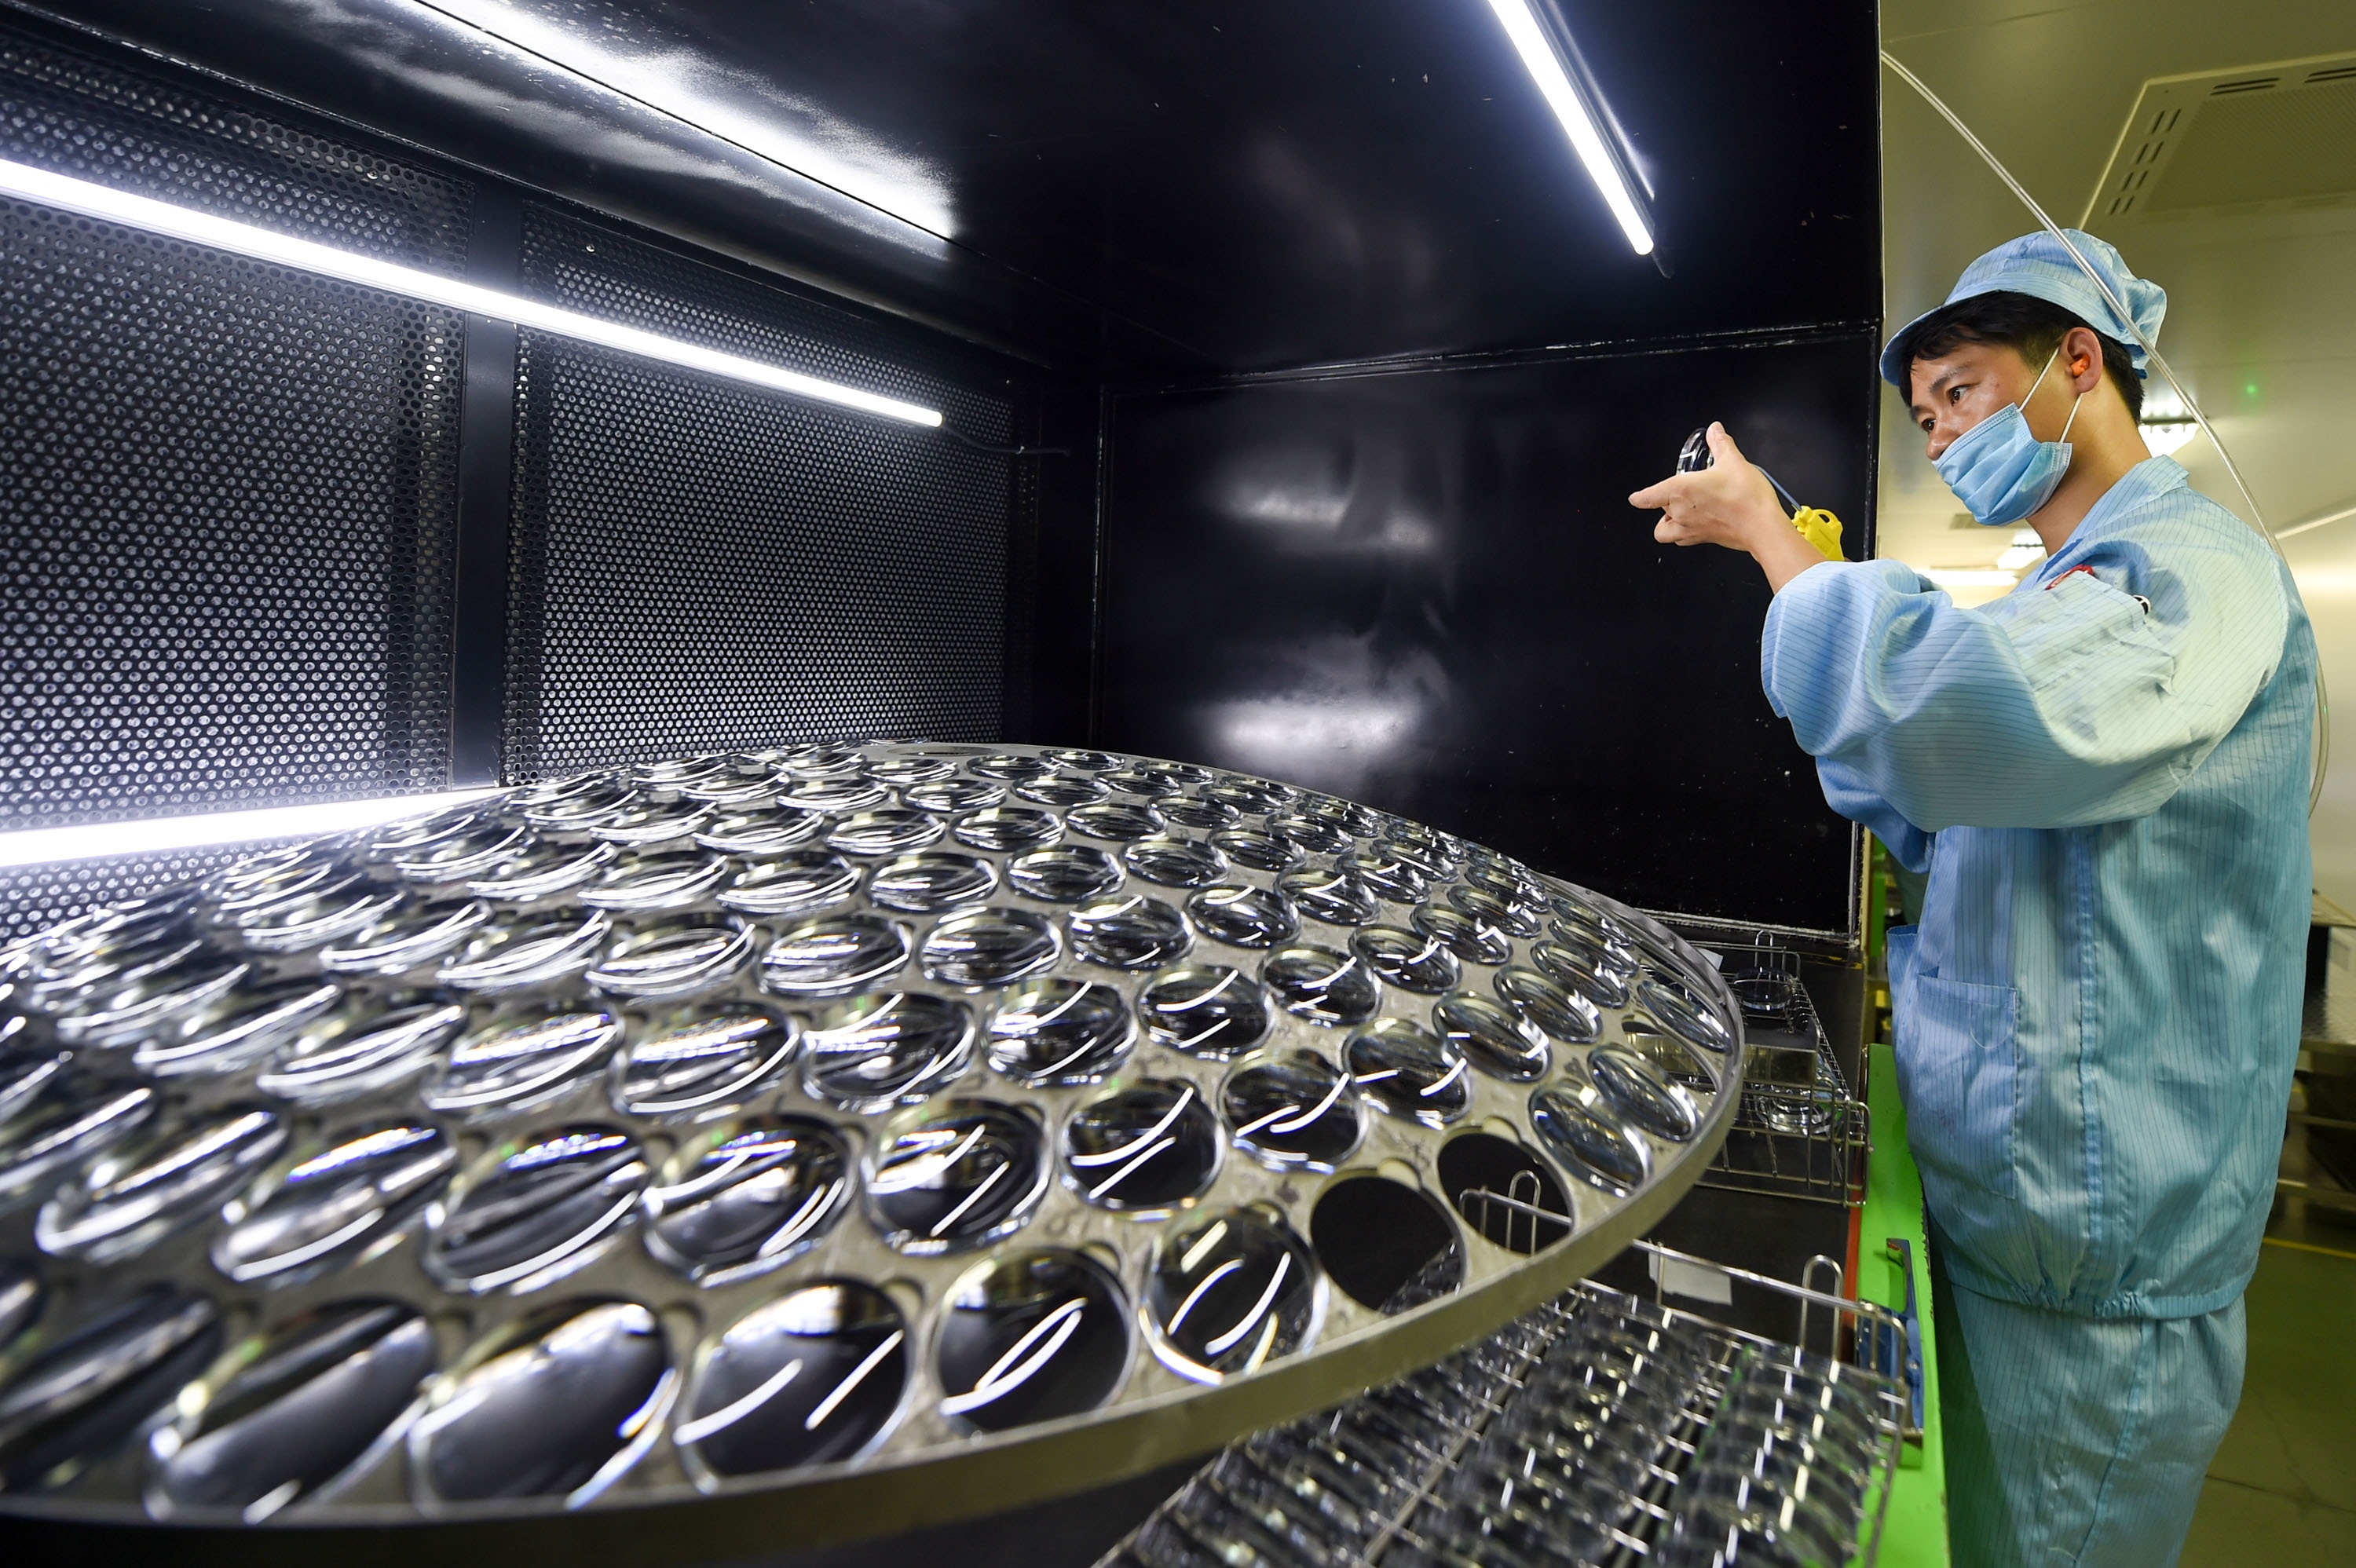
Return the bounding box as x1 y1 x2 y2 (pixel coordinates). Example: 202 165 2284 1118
0 158 942 429
0 791 500 870
1481 0 1654 254
1922 568 2018 590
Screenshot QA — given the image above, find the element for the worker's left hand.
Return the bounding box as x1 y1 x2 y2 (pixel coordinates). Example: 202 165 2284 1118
1627 422 1789 554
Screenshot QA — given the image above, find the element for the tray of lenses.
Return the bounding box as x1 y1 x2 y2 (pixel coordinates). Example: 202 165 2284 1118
0 741 1743 1551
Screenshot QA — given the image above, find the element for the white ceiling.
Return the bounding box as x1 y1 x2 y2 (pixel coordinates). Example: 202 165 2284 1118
1878 0 2356 902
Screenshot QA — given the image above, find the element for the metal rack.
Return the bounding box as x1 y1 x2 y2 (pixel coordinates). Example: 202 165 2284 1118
1100 1240 1912 1568
1696 939 1869 1208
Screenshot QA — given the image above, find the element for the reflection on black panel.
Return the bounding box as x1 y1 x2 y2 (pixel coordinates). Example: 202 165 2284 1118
1098 335 1873 934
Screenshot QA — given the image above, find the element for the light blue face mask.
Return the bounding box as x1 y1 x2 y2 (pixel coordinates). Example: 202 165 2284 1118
1934 347 2086 526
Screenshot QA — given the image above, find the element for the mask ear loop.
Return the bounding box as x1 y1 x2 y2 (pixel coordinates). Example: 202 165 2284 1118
2020 346 2060 408
2018 345 2084 444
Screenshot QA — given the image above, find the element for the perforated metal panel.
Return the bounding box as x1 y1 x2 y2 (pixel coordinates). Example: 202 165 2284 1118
0 841 299 945
504 205 1016 780
0 17 470 932
0 24 470 265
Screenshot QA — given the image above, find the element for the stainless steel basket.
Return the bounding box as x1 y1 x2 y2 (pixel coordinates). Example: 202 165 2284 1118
1696 940 1868 1209
1101 1239 1912 1568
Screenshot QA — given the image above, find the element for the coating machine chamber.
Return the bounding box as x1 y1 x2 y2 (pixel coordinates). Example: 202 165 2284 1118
0 741 1742 1553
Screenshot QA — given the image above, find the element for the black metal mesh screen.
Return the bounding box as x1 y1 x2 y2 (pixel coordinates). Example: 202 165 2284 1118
0 842 302 945
0 21 470 832
0 18 470 934
0 24 470 265
504 204 1015 780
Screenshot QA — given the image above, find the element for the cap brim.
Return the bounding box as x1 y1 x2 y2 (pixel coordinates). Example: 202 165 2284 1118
1879 304 1942 389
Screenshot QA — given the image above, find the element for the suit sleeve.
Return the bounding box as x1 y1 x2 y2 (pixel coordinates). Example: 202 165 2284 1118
1760 549 2285 830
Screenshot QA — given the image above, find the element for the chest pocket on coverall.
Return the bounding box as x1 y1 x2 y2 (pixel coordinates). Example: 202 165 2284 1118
1888 927 2022 1239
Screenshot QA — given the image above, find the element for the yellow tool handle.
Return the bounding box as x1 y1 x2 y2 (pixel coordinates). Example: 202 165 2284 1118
1791 505 1843 561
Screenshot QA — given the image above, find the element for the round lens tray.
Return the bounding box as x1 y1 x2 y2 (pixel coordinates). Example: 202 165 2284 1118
0 742 1742 1555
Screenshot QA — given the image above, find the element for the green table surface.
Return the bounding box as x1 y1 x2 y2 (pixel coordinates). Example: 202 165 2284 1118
1857 1040 1951 1566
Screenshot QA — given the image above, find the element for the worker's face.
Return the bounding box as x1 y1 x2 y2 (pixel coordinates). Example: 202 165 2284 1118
1907 342 2043 462
1907 331 2101 461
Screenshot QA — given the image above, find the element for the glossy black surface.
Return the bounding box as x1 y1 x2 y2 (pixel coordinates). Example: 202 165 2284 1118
1308 1176 1463 1313
39 0 1878 375
1096 334 1876 932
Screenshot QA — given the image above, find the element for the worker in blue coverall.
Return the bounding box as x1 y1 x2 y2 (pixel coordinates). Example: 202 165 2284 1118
1630 230 2315 1567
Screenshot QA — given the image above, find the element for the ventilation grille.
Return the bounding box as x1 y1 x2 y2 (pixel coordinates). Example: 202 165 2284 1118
2091 53 2356 222
0 24 470 265
0 16 471 934
0 842 302 945
503 205 1016 780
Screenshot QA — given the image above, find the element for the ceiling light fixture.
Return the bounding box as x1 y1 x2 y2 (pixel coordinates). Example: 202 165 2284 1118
1996 530 2047 572
0 790 501 870
2139 417 2201 457
0 158 943 429
1480 0 1655 255
2278 501 2356 542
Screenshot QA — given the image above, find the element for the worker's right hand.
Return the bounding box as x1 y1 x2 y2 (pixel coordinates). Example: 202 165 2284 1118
1627 422 1788 554
1629 422 1827 594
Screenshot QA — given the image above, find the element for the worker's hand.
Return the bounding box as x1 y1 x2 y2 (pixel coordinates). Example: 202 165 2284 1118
1628 422 1787 551
1629 422 1827 594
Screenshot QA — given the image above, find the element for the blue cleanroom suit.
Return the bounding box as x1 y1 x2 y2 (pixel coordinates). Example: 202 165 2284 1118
1762 454 2314 1563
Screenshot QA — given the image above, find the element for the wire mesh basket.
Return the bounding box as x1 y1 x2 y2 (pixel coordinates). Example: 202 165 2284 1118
1695 940 1868 1208
1100 1240 1911 1568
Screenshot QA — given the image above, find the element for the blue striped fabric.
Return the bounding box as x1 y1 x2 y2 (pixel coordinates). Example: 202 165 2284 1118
1762 455 2314 1318
1936 1259 2243 1567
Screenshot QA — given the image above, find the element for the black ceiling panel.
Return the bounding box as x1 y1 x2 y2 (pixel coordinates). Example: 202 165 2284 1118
24 0 1879 375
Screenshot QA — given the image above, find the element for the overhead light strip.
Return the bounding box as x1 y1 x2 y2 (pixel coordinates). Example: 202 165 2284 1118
1481 0 1654 255
0 791 502 871
0 158 943 428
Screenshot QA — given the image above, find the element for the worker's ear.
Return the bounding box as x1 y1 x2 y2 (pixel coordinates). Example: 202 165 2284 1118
2062 327 2105 395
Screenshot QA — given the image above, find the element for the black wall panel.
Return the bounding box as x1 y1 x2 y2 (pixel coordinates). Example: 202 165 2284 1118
1006 380 1108 747
0 16 1041 941
500 204 1025 780
1096 332 1878 934
0 21 469 835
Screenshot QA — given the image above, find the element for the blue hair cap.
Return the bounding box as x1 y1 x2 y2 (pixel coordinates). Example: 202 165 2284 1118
1880 228 2167 390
